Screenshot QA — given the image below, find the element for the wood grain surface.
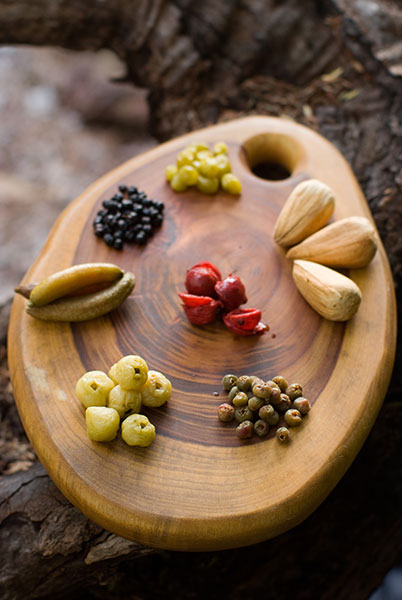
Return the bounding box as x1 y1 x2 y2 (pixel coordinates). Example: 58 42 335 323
7 116 396 551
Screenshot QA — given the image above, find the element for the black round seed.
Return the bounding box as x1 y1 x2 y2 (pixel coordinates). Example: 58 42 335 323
128 186 138 195
153 214 163 227
118 184 128 193
124 230 136 242
93 215 103 226
94 224 105 237
117 219 127 230
105 214 115 225
141 216 151 225
142 224 153 236
104 233 114 246
112 193 123 202
98 209 107 217
121 199 133 211
135 231 147 245
126 211 138 224
113 237 123 250
154 201 164 212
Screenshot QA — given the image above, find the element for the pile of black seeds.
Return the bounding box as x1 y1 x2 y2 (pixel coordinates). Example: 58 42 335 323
93 184 164 250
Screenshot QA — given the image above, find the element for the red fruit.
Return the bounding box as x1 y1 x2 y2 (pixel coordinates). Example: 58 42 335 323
178 292 214 307
223 308 268 336
182 299 221 325
185 262 222 297
214 274 247 311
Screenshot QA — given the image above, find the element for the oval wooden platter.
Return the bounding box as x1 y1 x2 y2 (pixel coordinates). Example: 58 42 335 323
8 116 396 551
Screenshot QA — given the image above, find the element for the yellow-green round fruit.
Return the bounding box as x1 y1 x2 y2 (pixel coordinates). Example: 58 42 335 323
176 149 195 168
221 173 242 195
213 141 228 154
215 154 231 177
121 414 156 447
193 141 210 152
86 406 120 442
75 370 114 409
170 173 188 192
108 385 142 418
142 370 172 407
165 164 178 182
196 175 219 195
178 165 198 186
196 149 212 161
199 157 220 178
109 355 148 390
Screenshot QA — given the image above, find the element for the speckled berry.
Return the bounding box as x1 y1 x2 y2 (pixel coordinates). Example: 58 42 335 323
293 397 311 415
254 419 269 437
217 403 235 423
284 409 302 427
276 427 290 444
236 420 254 439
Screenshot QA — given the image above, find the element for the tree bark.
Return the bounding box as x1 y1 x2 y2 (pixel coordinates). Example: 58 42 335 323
1 1 402 599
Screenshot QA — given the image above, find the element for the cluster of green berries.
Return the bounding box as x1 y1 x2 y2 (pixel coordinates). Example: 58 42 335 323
217 373 310 442
165 141 242 195
75 355 172 447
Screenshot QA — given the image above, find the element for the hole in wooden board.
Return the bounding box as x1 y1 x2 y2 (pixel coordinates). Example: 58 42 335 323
242 132 303 181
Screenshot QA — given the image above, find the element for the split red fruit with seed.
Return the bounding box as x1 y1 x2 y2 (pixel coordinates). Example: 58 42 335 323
185 262 222 297
223 308 268 336
214 274 247 311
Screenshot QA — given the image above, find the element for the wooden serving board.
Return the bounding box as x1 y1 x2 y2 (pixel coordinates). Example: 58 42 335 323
8 116 396 551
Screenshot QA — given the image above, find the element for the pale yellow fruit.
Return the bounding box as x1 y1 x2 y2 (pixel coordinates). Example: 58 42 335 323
142 370 172 407
75 371 114 409
121 414 156 447
286 216 377 268
86 406 120 442
273 179 335 247
109 355 148 390
108 385 142 418
292 260 362 321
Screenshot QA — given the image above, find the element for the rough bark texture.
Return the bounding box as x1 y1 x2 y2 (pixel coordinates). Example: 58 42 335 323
1 1 402 599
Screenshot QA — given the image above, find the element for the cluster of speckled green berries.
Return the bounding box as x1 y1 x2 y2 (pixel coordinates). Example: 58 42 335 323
217 373 310 442
75 355 172 447
165 141 242 195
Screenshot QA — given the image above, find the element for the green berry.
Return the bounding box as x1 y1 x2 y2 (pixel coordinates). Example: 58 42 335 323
232 391 249 407
217 403 235 423
254 419 269 437
272 375 289 392
236 420 254 439
236 375 252 392
248 396 264 412
284 409 302 427
293 397 311 415
286 383 303 401
222 374 237 391
276 426 290 444
235 406 254 423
